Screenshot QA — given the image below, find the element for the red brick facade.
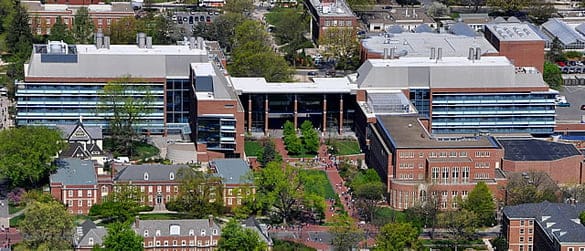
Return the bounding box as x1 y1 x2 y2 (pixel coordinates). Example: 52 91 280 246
502 155 585 184
50 183 99 215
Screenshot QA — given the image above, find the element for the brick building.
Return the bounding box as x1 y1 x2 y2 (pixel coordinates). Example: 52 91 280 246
112 164 185 211
50 158 100 214
503 201 585 251
21 1 135 36
365 115 506 210
484 23 546 73
210 159 254 208
303 0 358 44
133 217 221 250
499 139 585 184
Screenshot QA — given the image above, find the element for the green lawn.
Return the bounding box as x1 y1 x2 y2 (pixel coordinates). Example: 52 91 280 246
331 139 361 155
300 170 337 199
139 213 194 220
103 138 160 160
8 205 24 215
9 214 24 227
373 207 409 226
245 141 263 156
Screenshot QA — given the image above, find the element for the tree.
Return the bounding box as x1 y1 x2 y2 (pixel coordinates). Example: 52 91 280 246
438 209 478 241
346 0 374 11
0 127 65 188
97 76 154 156
233 20 271 49
527 0 556 25
487 0 531 12
4 2 32 54
354 182 384 222
107 16 141 44
166 167 225 218
426 2 450 18
48 16 73 43
375 222 420 251
300 120 320 154
543 61 563 90
547 37 566 62
269 7 310 65
404 191 439 238
218 219 267 251
229 41 294 82
329 215 363 251
89 184 146 223
102 222 143 251
20 200 74 250
254 162 304 224
193 13 247 52
318 27 360 71
257 138 282 166
223 0 254 14
72 7 94 44
283 121 304 155
506 171 559 206
580 211 585 226
461 182 496 227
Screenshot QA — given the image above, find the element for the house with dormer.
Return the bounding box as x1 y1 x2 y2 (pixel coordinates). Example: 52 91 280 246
74 220 107 250
57 120 106 165
133 216 221 250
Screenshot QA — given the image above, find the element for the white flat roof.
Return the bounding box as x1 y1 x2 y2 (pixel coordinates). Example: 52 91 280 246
230 77 355 94
368 56 511 67
75 44 207 55
191 62 216 76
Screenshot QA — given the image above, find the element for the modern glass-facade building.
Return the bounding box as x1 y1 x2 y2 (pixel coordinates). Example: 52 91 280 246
18 40 209 135
431 92 557 134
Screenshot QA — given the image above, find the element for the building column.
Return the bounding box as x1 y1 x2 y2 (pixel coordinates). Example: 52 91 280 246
264 95 269 136
339 95 344 135
293 94 298 130
322 95 327 132
247 96 252 133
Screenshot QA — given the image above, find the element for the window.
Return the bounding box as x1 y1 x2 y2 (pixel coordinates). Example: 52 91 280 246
439 152 447 158
101 186 108 194
68 200 72 207
157 186 162 193
144 230 149 237
189 229 195 236
568 248 574 251
346 20 352 26
520 228 524 234
78 190 83 197
46 18 51 25
78 200 83 206
431 167 439 182
182 240 186 246
460 152 467 157
148 186 153 193
88 200 92 207
148 241 152 247
164 241 168 246
144 172 149 181
228 198 233 205
429 152 437 158
528 228 533 234
452 167 459 184
174 186 179 192
520 236 524 242
156 241 161 247
97 18 103 25
173 240 177 246
528 220 533 225
64 18 69 25
419 153 424 158
449 152 457 158
189 240 194 246
520 220 525 226
529 237 533 243
155 230 161 236
87 190 92 197
88 238 94 246
170 225 180 235
519 245 524 251
441 167 449 184
107 18 111 25
213 229 218 235
169 172 175 180
228 189 233 195
141 186 145 192
68 190 73 198
462 167 470 183
201 229 206 236
325 21 331 26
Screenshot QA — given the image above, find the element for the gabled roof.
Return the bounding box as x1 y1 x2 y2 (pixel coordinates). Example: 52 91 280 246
133 219 221 237
449 22 477 37
498 138 582 161
542 18 585 45
211 159 251 185
50 158 97 185
503 202 585 243
114 164 187 182
77 227 107 248
386 25 404 34
413 24 433 33
56 121 103 140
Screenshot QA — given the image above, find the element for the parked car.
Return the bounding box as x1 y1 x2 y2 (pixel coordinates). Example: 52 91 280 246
308 71 317 76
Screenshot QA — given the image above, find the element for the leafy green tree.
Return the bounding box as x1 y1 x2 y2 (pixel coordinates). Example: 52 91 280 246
284 128 304 156
547 37 566 62
329 215 364 251
346 0 374 11
318 27 360 71
375 222 420 251
107 16 141 44
233 20 270 49
506 171 559 206
223 0 254 14
193 13 247 52
300 120 320 154
89 185 146 223
229 41 294 82
72 7 94 44
20 200 74 250
254 162 304 224
5 2 32 54
101 222 143 251
48 16 73 43
439 209 478 241
257 138 282 166
354 182 384 222
0 127 65 188
349 169 380 188
166 168 225 217
461 182 496 227
527 1 556 25
580 211 585 226
404 193 439 238
97 76 154 156
218 219 267 251
487 0 531 12
283 120 296 138
426 2 450 17
543 61 563 90
269 7 310 65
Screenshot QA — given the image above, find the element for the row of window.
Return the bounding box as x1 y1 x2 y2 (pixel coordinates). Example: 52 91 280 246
323 20 353 27
399 151 471 159
144 228 218 237
431 167 471 184
31 17 113 26
144 239 218 247
67 199 92 208
67 189 93 198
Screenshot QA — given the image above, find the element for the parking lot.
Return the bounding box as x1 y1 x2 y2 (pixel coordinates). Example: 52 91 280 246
170 11 219 36
556 85 585 123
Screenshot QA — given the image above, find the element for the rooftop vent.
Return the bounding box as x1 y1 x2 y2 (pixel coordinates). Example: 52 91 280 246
47 40 68 54
146 36 153 49
137 32 146 48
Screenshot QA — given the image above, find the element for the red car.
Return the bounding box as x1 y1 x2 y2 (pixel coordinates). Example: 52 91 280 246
557 61 566 67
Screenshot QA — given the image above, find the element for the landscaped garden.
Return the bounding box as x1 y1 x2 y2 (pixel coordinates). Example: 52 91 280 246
245 140 263 156
327 138 361 155
300 170 337 200
103 138 160 160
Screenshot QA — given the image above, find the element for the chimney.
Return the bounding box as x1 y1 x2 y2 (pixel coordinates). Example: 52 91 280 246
436 47 442 61
208 215 214 227
135 215 140 228
146 36 153 49
197 37 204 50
189 37 196 49
95 32 104 49
104 36 110 49
468 47 475 60
430 47 436 60
475 47 481 60
137 32 146 48
389 47 395 59
383 48 389 59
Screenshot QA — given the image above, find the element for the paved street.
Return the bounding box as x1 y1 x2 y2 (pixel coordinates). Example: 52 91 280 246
0 96 11 130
